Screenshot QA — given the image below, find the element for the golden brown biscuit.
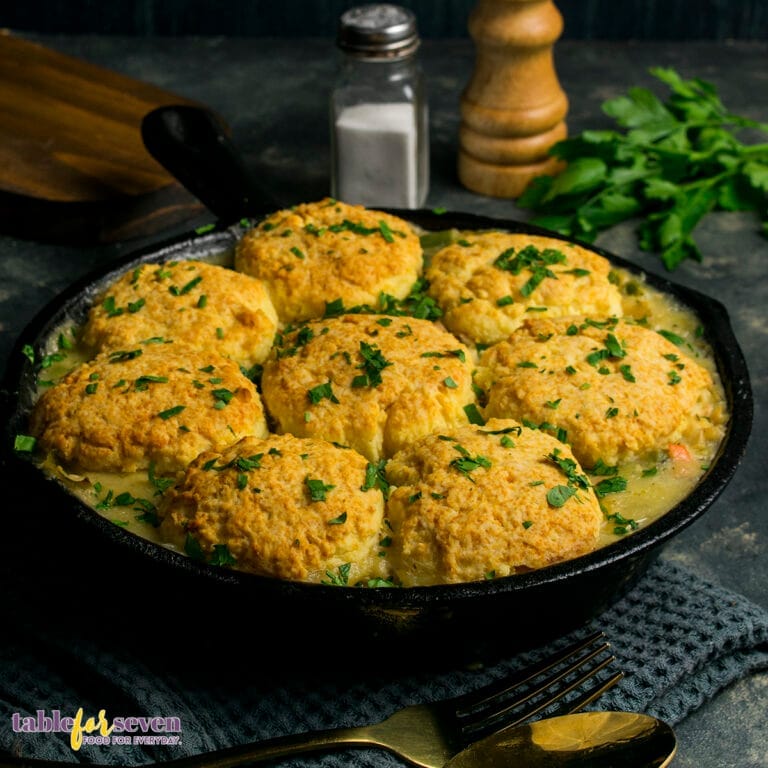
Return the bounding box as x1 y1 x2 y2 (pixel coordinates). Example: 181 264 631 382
385 418 603 585
80 260 278 369
475 317 725 467
234 198 423 324
260 313 475 462
425 232 622 347
29 343 267 474
158 433 390 584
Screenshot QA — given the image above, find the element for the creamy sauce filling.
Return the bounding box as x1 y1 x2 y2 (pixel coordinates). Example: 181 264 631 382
27 230 728 576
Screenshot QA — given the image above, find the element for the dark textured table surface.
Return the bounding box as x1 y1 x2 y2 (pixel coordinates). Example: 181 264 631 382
1 35 766 767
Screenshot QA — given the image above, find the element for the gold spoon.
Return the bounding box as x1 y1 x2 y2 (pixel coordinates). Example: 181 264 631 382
447 710 677 768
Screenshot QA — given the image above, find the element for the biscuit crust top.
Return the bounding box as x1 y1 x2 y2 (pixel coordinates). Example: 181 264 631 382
385 419 603 586
425 232 622 347
260 313 475 462
235 198 423 324
475 317 725 467
80 260 278 369
29 343 267 474
159 433 388 584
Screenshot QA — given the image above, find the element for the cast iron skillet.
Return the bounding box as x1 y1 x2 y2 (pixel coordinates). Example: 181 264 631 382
0 106 754 662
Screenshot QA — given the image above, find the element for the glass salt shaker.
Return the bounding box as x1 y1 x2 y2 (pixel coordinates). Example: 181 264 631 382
330 3 429 208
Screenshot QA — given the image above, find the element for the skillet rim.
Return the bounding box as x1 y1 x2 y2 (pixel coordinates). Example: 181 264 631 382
0 208 754 612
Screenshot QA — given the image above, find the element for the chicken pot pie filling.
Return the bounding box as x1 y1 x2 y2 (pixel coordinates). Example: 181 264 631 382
16 200 728 586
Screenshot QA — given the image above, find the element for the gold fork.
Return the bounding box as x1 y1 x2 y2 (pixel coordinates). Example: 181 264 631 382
1 631 622 768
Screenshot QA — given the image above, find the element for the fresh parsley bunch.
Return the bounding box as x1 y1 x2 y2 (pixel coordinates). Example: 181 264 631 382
517 67 768 270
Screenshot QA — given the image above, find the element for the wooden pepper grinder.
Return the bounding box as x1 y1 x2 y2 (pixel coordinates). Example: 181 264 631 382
458 0 568 198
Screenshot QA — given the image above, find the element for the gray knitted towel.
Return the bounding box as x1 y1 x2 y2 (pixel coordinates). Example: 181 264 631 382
2 557 767 767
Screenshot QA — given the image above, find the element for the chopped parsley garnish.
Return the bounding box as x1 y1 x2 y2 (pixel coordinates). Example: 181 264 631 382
169 275 203 296
308 380 339 404
366 578 397 588
323 298 346 317
421 349 466 362
184 534 206 561
327 512 347 525
355 341 392 388
604 333 626 358
493 244 567 296
463 403 486 425
39 351 66 369
157 405 186 420
109 349 143 363
306 477 335 502
124 299 144 315
606 512 640 535
449 445 492 482
379 278 442 320
587 332 627 367
524 419 568 444
212 388 234 408
362 459 391 498
593 476 628 497
134 375 169 391
207 454 264 473
619 364 636 382
148 462 174 494
322 563 351 586
547 484 576 507
58 332 74 351
103 296 124 317
658 329 686 346
589 458 618 476
209 544 237 566
378 220 395 242
13 434 37 453
546 448 590 490
481 425 523 436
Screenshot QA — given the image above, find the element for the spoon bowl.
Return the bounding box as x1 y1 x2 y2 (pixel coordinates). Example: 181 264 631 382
448 711 677 768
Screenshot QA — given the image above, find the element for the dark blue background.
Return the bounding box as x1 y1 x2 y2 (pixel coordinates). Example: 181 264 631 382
1 0 767 39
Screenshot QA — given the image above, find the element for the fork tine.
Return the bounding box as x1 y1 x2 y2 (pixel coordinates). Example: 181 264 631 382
454 630 608 714
470 652 616 731
562 669 625 714
454 630 621 744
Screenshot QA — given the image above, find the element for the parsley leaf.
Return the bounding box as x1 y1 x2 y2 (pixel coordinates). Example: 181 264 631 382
518 67 768 270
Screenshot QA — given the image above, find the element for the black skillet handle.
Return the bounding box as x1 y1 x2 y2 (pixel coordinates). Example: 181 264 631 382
141 104 282 224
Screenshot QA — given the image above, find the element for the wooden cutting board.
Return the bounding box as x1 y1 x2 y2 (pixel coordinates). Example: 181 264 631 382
0 32 212 244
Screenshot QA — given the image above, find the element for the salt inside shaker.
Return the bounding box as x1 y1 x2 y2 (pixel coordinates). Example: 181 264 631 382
330 3 429 208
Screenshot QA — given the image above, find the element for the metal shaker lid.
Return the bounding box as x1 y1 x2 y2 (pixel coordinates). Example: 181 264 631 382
337 4 420 58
